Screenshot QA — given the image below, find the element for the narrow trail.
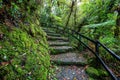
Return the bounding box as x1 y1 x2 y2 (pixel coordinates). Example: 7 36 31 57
43 27 89 80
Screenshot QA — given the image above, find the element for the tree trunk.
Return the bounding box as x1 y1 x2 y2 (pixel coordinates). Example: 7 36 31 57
74 2 77 28
65 0 75 27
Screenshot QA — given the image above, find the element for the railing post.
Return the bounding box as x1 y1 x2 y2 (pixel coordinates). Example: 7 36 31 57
78 35 83 51
95 40 99 55
95 40 100 67
68 29 72 41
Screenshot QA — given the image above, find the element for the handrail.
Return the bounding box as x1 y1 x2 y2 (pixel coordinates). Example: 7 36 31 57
54 26 96 43
46 25 120 80
97 41 120 61
53 26 120 61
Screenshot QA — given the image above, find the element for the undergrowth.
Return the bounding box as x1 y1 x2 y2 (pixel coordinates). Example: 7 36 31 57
0 19 50 79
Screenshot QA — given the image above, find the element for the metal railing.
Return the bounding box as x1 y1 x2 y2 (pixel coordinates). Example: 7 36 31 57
47 25 120 80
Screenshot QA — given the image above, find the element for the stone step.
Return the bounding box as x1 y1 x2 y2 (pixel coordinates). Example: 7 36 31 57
42 27 51 30
45 31 57 35
42 28 49 31
46 33 61 37
50 46 73 54
47 36 68 41
42 27 49 30
51 66 89 80
42 27 53 30
44 30 56 33
48 41 69 46
51 52 87 66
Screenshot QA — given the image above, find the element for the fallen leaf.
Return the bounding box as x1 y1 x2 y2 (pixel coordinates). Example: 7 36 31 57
73 77 77 80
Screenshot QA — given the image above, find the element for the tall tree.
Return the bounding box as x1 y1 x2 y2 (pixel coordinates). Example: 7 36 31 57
65 0 76 27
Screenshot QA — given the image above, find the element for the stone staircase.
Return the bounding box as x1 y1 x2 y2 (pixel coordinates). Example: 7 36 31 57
43 27 89 80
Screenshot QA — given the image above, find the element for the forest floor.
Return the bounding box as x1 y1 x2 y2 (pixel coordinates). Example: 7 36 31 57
43 27 90 80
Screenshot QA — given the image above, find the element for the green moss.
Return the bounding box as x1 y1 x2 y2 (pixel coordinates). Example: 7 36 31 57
0 20 50 79
98 69 109 77
86 67 109 79
89 77 95 80
86 67 100 78
0 0 50 79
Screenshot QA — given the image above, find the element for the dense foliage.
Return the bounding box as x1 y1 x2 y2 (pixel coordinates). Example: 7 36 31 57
41 0 120 51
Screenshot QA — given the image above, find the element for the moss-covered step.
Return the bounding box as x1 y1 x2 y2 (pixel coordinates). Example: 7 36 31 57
45 31 57 35
42 27 56 31
50 52 87 66
50 46 74 54
43 28 54 31
46 33 61 37
47 36 68 41
44 29 56 33
42 27 49 30
48 41 69 46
